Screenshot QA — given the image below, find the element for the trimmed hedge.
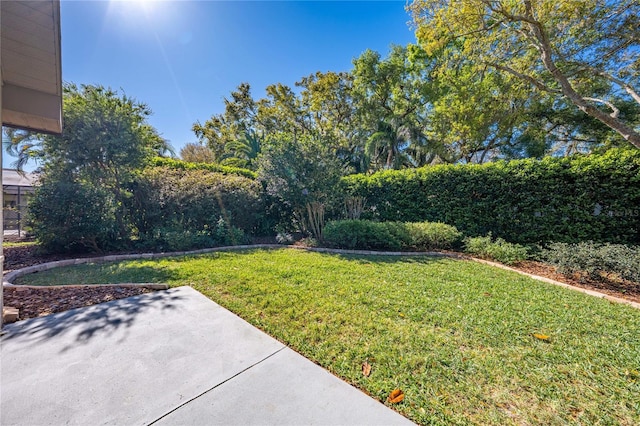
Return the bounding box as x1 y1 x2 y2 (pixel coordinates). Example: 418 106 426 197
130 167 264 241
340 149 640 244
322 220 462 251
151 157 257 179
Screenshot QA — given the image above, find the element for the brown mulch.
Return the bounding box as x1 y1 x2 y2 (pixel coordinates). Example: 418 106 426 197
514 260 640 304
3 243 639 324
3 244 160 323
3 285 155 321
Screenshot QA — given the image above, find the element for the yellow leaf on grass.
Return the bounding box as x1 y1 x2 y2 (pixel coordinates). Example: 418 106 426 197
533 333 550 341
362 361 372 377
388 388 405 404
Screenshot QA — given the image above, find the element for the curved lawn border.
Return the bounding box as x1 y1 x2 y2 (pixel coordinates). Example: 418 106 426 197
4 244 639 310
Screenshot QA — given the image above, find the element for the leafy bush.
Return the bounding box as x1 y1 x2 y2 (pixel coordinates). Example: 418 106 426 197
29 178 120 253
151 157 257 179
464 234 530 265
543 242 640 282
257 136 345 235
322 220 406 250
405 222 462 250
341 149 640 245
130 167 264 242
139 218 248 252
141 228 217 252
322 220 462 251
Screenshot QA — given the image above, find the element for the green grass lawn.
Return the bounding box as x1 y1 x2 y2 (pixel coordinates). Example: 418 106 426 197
16 249 640 425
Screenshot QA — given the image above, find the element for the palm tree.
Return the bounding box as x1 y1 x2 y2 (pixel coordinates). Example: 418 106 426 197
365 120 413 170
2 127 42 170
222 129 263 170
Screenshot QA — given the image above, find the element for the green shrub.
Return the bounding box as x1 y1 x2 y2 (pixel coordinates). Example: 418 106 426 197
405 222 462 250
130 167 264 242
150 157 257 179
464 234 530 265
29 178 120 253
142 228 217 252
322 220 462 251
341 149 640 245
543 242 640 282
322 220 406 250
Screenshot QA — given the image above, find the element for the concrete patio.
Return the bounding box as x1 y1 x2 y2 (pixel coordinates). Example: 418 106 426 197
0 286 413 425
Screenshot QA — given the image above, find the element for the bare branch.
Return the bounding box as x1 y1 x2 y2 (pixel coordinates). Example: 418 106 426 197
583 97 620 118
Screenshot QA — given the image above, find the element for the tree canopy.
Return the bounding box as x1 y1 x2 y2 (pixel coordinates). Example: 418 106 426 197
408 0 640 148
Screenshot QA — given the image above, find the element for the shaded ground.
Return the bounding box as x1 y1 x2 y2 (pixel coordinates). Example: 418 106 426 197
3 242 639 323
4 286 154 321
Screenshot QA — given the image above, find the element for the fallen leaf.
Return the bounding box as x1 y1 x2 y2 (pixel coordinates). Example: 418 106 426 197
362 361 372 377
532 333 551 341
387 388 405 404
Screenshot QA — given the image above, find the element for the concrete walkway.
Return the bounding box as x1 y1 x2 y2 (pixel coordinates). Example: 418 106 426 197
1 286 413 425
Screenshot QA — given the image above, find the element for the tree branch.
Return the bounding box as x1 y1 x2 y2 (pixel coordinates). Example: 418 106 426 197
486 62 561 94
583 97 620 118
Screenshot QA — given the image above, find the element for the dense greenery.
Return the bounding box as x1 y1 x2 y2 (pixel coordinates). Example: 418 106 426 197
464 235 530 266
409 0 640 149
191 2 639 172
129 167 263 249
7 2 639 254
27 84 170 252
323 220 461 251
150 156 257 179
15 250 640 425
543 242 640 282
342 149 640 245
20 86 259 253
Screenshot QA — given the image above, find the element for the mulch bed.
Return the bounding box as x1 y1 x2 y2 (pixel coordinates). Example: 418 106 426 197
4 285 154 321
515 260 640 304
3 242 639 323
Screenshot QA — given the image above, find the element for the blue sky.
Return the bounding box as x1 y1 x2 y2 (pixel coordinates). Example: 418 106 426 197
5 1 417 168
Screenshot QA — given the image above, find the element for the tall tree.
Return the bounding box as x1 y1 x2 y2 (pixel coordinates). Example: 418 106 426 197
193 83 260 161
26 84 167 251
352 45 440 170
409 0 640 148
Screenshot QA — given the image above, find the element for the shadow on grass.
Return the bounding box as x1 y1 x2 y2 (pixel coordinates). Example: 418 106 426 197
1 287 185 353
15 264 181 286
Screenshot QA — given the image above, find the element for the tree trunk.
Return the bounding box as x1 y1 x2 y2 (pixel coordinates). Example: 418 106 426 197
523 0 640 149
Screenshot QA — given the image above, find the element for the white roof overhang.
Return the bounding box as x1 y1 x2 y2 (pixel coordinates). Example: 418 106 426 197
1 0 62 134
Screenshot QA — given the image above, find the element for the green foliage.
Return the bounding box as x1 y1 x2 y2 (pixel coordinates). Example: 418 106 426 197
28 84 167 252
257 136 345 232
543 242 640 282
341 149 640 245
409 0 640 149
130 167 264 241
138 217 248 253
28 177 119 253
405 221 462 250
151 156 257 179
179 142 216 164
464 235 530 265
322 219 462 251
322 220 406 250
